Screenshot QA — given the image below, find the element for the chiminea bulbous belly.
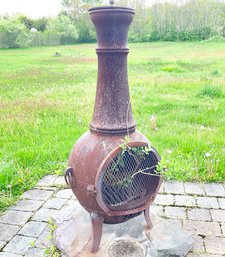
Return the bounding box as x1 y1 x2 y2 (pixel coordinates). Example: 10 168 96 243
67 130 160 223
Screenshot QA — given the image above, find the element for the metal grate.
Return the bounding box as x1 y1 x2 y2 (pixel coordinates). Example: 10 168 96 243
101 146 160 212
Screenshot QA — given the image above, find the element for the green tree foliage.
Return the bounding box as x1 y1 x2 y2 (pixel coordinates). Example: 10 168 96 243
149 0 225 41
47 14 79 44
34 17 48 32
17 15 34 30
61 0 103 42
0 19 30 48
115 0 152 42
0 14 78 48
62 0 224 43
17 16 48 32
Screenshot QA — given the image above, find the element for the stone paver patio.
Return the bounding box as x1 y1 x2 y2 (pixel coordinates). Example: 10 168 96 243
0 175 224 257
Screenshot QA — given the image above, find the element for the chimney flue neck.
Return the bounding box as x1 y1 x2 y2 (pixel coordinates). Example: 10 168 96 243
89 6 136 134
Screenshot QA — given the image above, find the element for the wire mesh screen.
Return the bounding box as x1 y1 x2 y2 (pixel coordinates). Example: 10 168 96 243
101 145 160 212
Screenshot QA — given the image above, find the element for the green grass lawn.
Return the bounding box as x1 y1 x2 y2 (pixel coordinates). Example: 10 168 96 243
0 42 225 212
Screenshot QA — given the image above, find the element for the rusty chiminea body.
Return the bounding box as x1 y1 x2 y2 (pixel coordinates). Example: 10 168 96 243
65 2 162 253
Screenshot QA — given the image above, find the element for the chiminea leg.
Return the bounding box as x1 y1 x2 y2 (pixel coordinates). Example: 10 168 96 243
144 205 153 229
90 212 104 253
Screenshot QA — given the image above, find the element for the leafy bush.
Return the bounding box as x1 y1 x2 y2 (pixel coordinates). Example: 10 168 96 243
30 32 61 46
0 15 78 48
0 19 30 48
47 15 79 44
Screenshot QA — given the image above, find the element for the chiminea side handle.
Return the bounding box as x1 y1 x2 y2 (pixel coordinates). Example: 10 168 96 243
64 167 73 187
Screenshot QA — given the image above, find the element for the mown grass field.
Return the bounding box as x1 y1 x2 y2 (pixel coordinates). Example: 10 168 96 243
0 42 225 212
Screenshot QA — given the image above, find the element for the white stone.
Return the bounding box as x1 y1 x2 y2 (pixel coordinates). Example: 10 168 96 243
54 176 67 187
43 198 67 210
0 210 32 226
183 220 221 237
210 209 225 222
204 184 225 197
10 200 44 212
55 189 73 199
22 189 53 201
187 208 211 221
0 224 20 242
164 206 186 220
36 175 57 187
18 221 47 238
3 235 34 255
197 197 219 209
184 182 205 196
32 208 58 222
174 195 196 207
204 236 225 255
218 198 225 209
154 194 174 206
164 181 184 194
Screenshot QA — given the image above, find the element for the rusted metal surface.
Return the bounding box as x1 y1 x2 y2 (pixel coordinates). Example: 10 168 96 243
66 4 163 253
89 6 136 134
68 131 151 217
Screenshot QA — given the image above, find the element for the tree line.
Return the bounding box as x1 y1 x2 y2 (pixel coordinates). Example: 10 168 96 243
0 0 224 48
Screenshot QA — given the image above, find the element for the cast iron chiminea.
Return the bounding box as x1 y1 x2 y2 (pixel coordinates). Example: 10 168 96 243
65 1 162 253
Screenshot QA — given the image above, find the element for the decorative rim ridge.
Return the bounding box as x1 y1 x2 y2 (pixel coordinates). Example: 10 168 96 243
89 124 136 135
89 6 135 14
96 48 129 53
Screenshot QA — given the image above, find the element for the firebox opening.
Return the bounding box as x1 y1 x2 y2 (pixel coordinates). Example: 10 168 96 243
100 145 160 213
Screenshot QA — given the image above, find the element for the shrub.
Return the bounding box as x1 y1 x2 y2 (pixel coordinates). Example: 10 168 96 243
30 31 61 46
0 19 31 48
47 15 79 44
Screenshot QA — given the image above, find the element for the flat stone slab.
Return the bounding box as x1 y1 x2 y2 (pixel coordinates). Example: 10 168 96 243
0 210 32 226
210 209 225 222
183 220 221 237
203 183 225 197
36 175 57 187
10 199 44 212
22 189 53 201
164 181 184 195
0 224 20 242
196 197 219 209
184 182 205 196
31 208 59 222
204 236 225 255
18 221 47 238
53 203 193 257
55 189 73 199
43 197 68 210
3 235 34 255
